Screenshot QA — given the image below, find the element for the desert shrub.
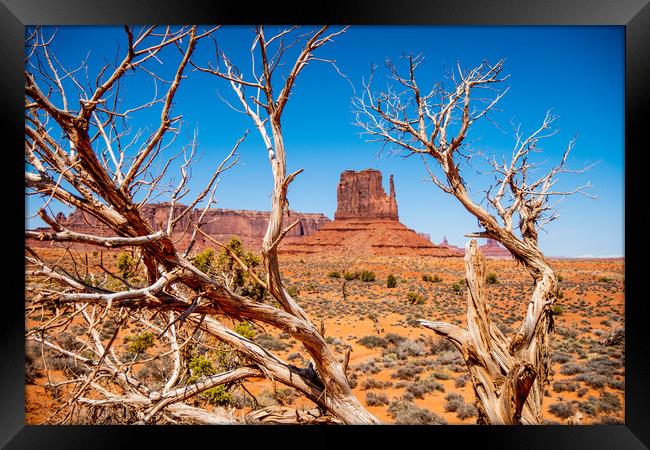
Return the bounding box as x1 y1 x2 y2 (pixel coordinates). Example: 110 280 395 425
548 401 574 419
191 248 215 274
361 378 393 390
234 321 256 340
272 387 298 405
456 402 478 419
431 371 450 380
201 385 232 406
231 391 256 409
551 352 571 364
556 274 564 282
405 315 422 327
117 251 136 279
407 292 426 305
254 333 288 351
426 336 455 354
455 374 469 388
422 274 442 283
388 399 447 425
137 359 169 386
550 305 564 316
391 364 423 380
328 271 341 279
577 392 620 417
384 333 407 346
452 283 462 295
608 379 625 391
585 356 622 375
344 271 359 281
354 360 380 375
287 352 302 361
556 326 579 339
365 391 390 406
552 380 578 393
444 393 464 412
574 372 607 389
358 270 376 282
436 351 463 366
598 277 612 283
217 237 266 300
576 387 588 397
124 332 155 354
188 354 216 381
578 398 597 416
286 286 300 298
486 273 499 285
387 274 398 288
394 340 426 359
598 391 622 414
559 362 584 375
406 378 445 398
357 335 387 349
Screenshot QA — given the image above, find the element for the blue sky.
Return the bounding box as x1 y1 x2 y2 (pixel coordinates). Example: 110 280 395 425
26 26 624 257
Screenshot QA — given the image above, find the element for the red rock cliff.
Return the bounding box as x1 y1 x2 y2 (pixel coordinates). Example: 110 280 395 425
334 169 398 220
44 204 329 250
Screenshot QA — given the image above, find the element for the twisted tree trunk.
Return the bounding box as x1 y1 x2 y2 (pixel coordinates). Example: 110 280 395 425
421 240 556 424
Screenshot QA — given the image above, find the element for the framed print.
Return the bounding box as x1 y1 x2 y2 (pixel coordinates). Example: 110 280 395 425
2 0 649 448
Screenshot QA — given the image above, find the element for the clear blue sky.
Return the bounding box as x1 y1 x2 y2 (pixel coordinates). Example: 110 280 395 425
26 26 624 257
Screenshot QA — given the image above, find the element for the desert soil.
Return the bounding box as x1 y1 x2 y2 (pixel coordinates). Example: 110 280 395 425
25 249 625 425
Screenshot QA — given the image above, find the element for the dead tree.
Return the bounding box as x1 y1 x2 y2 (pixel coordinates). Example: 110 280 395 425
25 25 377 424
353 56 595 424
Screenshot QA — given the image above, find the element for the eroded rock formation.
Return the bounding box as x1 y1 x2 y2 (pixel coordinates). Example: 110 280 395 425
334 170 398 220
282 170 461 257
30 204 329 251
479 238 512 258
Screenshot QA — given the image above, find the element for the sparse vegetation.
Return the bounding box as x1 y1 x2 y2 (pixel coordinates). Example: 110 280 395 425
357 335 387 349
365 392 390 406
117 251 137 280
422 274 442 283
486 273 499 285
124 332 155 354
407 292 426 305
388 399 447 425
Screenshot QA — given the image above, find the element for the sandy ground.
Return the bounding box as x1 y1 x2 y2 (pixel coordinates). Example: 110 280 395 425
25 249 625 425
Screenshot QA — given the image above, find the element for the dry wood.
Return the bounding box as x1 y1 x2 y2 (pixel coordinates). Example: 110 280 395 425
354 57 593 424
25 25 377 425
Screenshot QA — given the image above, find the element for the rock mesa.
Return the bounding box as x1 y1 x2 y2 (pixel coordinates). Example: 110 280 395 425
281 169 461 257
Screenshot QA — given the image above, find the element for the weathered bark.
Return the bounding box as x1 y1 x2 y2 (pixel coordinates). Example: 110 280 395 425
421 240 555 424
25 25 378 425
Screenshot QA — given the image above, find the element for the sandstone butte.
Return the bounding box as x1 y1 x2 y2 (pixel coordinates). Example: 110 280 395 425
27 168 512 258
280 169 463 257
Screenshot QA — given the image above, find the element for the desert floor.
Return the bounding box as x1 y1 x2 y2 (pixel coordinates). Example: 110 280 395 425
25 249 625 425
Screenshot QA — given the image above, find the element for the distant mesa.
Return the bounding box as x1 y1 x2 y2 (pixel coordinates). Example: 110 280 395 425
28 168 500 258
438 236 464 254
281 169 462 257
479 238 512 258
29 205 330 251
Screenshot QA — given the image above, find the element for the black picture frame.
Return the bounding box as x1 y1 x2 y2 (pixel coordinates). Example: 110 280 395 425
2 1 648 448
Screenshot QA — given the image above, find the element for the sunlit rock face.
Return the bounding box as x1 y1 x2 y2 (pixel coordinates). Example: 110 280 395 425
334 169 398 221
282 169 462 257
